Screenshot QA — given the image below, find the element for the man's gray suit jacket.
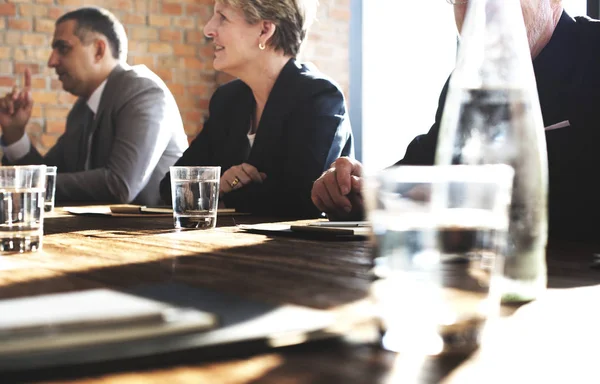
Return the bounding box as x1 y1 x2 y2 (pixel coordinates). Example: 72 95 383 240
4 64 188 206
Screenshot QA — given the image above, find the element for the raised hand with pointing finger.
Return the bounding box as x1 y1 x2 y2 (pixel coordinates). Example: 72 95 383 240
0 68 33 145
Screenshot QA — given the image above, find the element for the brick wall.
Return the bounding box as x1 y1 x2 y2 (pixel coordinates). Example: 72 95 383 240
0 0 350 155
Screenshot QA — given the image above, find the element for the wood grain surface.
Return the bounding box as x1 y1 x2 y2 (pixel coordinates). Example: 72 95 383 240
1 208 599 383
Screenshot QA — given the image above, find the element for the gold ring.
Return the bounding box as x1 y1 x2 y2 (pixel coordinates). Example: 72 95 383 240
231 177 240 187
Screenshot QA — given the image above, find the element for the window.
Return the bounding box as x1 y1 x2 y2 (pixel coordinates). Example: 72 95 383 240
358 0 589 171
361 2 456 171
563 0 587 16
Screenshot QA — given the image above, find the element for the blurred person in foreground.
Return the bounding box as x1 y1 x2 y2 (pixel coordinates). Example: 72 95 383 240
0 7 188 205
159 0 354 218
312 0 600 241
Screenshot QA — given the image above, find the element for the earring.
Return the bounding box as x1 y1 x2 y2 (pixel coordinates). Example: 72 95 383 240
259 42 266 50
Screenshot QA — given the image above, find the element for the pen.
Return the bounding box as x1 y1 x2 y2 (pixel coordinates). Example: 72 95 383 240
308 221 369 227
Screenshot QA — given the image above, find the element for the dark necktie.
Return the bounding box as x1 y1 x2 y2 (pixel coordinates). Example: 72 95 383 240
78 105 95 171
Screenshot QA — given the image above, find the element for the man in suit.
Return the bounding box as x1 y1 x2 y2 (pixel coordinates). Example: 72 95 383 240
312 0 600 240
0 7 188 205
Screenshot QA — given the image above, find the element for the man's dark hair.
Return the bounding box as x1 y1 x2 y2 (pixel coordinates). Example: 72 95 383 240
56 7 128 62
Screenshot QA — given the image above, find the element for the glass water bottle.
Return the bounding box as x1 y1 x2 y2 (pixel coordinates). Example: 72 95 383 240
435 0 548 302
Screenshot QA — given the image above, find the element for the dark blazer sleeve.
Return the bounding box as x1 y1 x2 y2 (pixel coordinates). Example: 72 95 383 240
396 77 450 166
222 82 349 218
159 90 221 204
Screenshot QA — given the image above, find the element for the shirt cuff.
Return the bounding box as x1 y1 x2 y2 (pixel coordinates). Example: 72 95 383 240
1 134 31 163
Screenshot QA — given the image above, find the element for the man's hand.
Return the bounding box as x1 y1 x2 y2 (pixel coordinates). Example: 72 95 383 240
0 69 33 145
220 163 267 195
311 157 365 220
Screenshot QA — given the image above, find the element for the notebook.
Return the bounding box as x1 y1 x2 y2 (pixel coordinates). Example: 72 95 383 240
0 289 217 356
0 284 338 371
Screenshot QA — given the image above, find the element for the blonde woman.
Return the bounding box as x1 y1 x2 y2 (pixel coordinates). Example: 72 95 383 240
160 0 353 218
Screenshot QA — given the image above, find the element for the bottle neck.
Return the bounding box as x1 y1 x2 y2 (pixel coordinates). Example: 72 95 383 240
454 0 534 89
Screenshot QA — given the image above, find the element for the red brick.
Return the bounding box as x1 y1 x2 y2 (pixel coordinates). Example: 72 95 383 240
18 4 48 18
105 0 131 11
50 79 62 90
8 18 32 30
6 31 20 45
157 56 183 69
189 85 209 97
148 42 173 54
198 98 209 110
15 62 40 75
127 41 148 53
147 0 159 13
160 29 182 42
133 0 147 13
35 18 55 33
45 107 70 119
31 78 46 89
177 17 195 29
0 61 12 74
0 47 11 59
31 105 43 118
31 91 58 104
131 56 155 67
168 83 185 96
46 120 65 133
123 14 146 25
26 122 43 135
185 4 211 18
56 0 83 6
0 3 16 16
184 110 202 121
129 27 158 41
21 33 47 46
0 77 14 87
41 133 59 148
48 7 62 19
173 43 195 57
185 30 204 44
154 69 172 82
148 15 170 27
58 92 77 105
174 96 196 109
162 3 182 15
198 44 214 58
183 57 206 70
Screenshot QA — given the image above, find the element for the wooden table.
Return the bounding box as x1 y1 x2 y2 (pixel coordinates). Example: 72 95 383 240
1 209 599 383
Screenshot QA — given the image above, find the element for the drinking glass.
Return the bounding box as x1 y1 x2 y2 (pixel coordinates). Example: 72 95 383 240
44 166 57 212
169 166 221 230
365 164 514 355
0 165 47 253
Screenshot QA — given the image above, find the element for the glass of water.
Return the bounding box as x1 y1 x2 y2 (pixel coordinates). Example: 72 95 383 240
169 166 221 230
0 165 47 253
44 166 57 212
365 164 514 356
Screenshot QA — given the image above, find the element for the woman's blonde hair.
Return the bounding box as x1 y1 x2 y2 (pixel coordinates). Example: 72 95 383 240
217 0 318 57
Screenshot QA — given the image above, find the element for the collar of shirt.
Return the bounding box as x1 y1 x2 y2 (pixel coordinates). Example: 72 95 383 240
86 78 108 115
533 11 578 86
